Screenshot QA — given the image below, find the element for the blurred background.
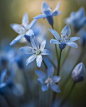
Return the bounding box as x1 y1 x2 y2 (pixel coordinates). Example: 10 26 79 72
0 0 86 107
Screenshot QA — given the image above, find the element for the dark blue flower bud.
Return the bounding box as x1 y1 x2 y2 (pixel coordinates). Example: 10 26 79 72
59 43 66 50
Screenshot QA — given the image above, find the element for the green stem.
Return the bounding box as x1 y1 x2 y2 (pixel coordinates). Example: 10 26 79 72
57 49 62 75
43 60 47 69
60 82 75 106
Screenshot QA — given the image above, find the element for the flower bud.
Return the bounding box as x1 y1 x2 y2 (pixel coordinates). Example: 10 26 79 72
71 62 85 83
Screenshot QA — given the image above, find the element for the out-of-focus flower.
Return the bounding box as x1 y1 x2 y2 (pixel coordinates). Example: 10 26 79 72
79 28 86 46
35 66 61 92
49 25 80 50
0 69 7 88
20 36 51 67
10 12 37 45
65 7 86 32
71 62 85 83
34 1 61 28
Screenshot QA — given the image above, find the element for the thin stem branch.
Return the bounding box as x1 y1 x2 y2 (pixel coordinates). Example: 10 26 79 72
60 82 75 106
57 49 62 75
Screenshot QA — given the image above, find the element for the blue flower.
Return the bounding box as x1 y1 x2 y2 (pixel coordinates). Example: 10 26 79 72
71 62 85 83
49 25 80 50
35 66 61 92
79 28 86 46
34 1 61 28
65 7 86 32
10 12 37 45
0 69 7 88
19 36 51 67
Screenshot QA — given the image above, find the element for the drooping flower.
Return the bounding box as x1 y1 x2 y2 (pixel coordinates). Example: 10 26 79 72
35 65 61 92
71 62 85 83
0 69 7 88
19 36 51 67
65 7 86 32
10 12 37 45
49 25 80 50
34 1 61 28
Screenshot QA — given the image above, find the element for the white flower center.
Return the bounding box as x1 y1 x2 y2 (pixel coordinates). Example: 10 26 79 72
60 37 69 43
44 77 53 87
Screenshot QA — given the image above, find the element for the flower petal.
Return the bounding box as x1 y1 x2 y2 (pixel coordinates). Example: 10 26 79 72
10 24 24 34
47 65 54 77
41 49 51 55
0 83 6 88
42 84 49 92
22 12 29 27
42 1 50 13
36 55 42 67
50 39 61 44
34 14 46 19
61 25 71 38
1 69 7 82
69 37 80 42
50 84 61 93
40 40 46 51
66 41 78 48
19 46 34 54
35 70 46 79
52 11 62 16
30 36 39 49
52 76 61 83
38 78 44 84
29 19 37 29
26 29 34 36
53 2 61 11
10 34 24 45
26 54 36 65
49 29 60 40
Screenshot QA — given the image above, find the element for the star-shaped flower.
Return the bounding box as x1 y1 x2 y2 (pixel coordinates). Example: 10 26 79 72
10 12 37 45
34 1 61 28
19 36 51 67
0 69 7 88
65 7 86 32
35 66 61 92
49 25 80 50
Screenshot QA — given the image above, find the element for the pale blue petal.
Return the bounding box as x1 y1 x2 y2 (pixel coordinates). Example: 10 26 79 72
53 2 61 11
35 70 46 79
26 54 36 65
36 55 42 67
30 36 39 49
50 84 61 93
42 84 49 92
0 83 6 88
42 1 50 13
66 41 78 48
34 14 46 19
22 12 29 27
52 11 62 16
69 37 80 42
50 39 61 44
10 34 24 45
10 24 24 34
61 25 71 38
44 10 52 16
47 65 54 77
1 69 7 82
19 46 34 54
26 29 34 36
29 19 37 29
38 78 44 84
41 49 51 55
49 29 60 40
40 40 46 51
52 76 61 83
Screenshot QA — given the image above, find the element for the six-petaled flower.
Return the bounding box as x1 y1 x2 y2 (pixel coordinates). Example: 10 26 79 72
19 36 51 67
35 66 61 92
34 1 62 28
10 12 37 45
49 25 80 50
